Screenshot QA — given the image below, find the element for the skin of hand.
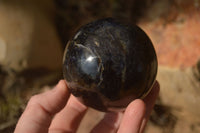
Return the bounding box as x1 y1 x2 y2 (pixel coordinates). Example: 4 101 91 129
14 80 160 133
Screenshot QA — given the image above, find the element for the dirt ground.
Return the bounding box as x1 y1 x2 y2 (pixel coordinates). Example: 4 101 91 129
0 0 200 133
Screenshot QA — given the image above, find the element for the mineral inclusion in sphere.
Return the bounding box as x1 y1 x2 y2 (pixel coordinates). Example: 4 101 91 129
63 18 158 112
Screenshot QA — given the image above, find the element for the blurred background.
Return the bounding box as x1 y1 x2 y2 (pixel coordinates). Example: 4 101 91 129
0 0 200 132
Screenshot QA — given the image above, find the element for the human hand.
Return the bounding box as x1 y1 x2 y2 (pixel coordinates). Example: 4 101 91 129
14 80 159 133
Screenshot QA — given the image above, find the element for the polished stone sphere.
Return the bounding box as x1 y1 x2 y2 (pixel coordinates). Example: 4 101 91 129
63 18 157 112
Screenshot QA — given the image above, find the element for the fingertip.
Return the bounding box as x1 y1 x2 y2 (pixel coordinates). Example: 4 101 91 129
53 80 69 100
49 95 88 132
56 80 68 91
118 99 146 133
68 95 88 112
125 99 146 117
51 80 70 111
91 112 123 133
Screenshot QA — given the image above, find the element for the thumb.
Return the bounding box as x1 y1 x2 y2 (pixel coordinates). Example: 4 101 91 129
14 80 70 133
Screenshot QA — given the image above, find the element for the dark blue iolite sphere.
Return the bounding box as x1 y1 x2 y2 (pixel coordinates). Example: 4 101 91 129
63 18 157 112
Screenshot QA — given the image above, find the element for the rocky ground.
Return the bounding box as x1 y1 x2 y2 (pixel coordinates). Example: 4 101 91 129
0 0 200 133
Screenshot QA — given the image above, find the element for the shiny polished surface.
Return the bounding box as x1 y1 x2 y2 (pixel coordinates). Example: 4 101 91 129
63 18 158 112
